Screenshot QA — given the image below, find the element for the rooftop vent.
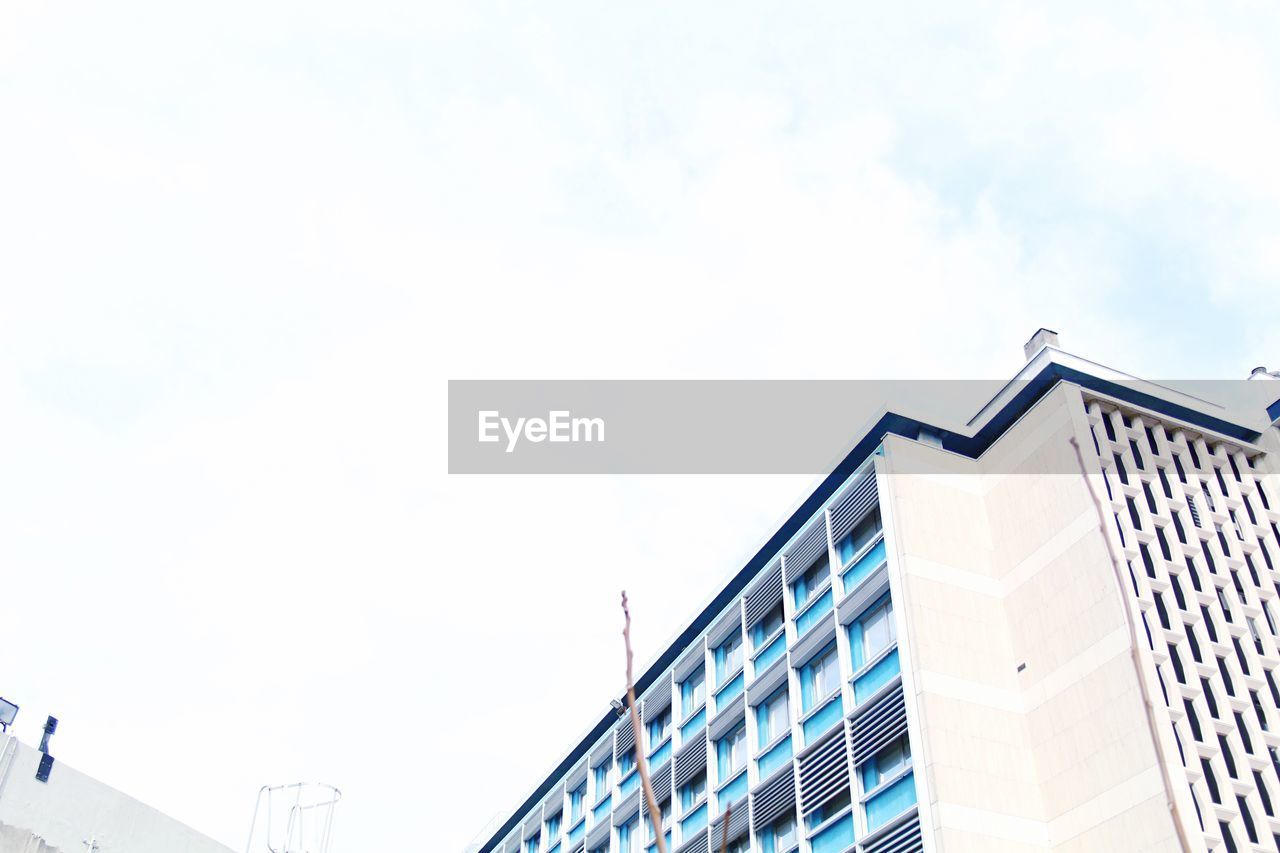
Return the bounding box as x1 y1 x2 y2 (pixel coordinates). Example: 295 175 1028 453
1023 328 1060 361
1249 366 1279 381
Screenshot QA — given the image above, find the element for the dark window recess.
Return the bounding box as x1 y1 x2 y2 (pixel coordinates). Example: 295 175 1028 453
1239 797 1258 845
1235 711 1253 754
1258 483 1272 511
1144 481 1158 514
1155 595 1171 630
1186 624 1202 663
1217 525 1231 559
1189 497 1202 528
1140 544 1157 578
1173 727 1185 767
1172 513 1188 544
1189 445 1203 470
1145 426 1159 456
1186 558 1202 592
1267 670 1280 708
1171 576 1187 611
1127 563 1141 597
1219 657 1236 697
1156 667 1170 706
1156 528 1172 561
1220 736 1238 778
1089 426 1101 456
1115 514 1127 547
1185 699 1203 741
1203 607 1218 642
1114 453 1128 484
1221 821 1237 853
1127 497 1143 531
1204 758 1222 803
1217 588 1235 624
1244 496 1257 526
1131 440 1146 470
1255 693 1271 733
1103 414 1117 443
1255 770 1273 817
1202 542 1217 575
1245 556 1260 589
1232 571 1246 602
1141 612 1154 650
1233 637 1250 677
1216 467 1230 497
1174 455 1188 484
1168 644 1185 684
1262 543 1274 572
1229 455 1243 483
1204 679 1220 719
1159 468 1173 499
1272 747 1280 781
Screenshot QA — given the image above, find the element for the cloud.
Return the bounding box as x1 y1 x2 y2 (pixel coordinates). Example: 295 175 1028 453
1 2 1279 851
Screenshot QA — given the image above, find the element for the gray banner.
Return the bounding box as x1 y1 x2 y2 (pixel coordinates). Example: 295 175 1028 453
447 379 1277 474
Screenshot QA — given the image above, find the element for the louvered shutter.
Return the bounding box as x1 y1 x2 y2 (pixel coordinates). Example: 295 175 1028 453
784 522 829 583
864 812 923 853
750 764 796 831
709 797 749 850
744 562 784 627
673 738 706 788
849 686 908 766
798 727 850 816
831 474 878 541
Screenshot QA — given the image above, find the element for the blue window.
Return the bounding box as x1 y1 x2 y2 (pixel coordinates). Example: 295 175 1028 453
806 790 854 853
850 597 895 669
592 756 612 800
525 831 541 853
569 783 586 823
619 749 636 777
545 814 561 842
647 706 672 749
679 770 707 814
757 688 789 747
647 799 671 842
839 510 885 590
860 735 910 791
618 816 639 853
681 667 706 717
861 735 916 830
760 813 797 853
850 596 899 703
793 556 830 609
715 631 744 685
799 644 841 713
750 602 785 651
716 723 747 780
836 509 882 567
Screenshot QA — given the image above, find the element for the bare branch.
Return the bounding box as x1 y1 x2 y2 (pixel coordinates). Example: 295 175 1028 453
717 803 732 853
622 591 667 853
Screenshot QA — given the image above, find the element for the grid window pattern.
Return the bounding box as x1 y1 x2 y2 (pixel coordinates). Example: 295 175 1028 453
494 467 922 853
1087 399 1280 853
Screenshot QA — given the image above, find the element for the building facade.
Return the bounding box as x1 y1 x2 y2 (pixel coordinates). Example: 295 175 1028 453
0 734 234 853
476 334 1280 853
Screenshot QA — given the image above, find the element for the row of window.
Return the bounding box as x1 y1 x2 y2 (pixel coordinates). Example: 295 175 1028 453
1089 402 1280 853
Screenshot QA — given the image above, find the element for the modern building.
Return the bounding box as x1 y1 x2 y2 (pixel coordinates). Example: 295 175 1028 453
0 732 234 853
475 331 1280 853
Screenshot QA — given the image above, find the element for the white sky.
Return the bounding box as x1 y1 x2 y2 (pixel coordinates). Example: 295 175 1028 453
2 3 1280 851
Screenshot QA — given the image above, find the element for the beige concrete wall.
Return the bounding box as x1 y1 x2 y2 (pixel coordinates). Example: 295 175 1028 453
879 383 1194 853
